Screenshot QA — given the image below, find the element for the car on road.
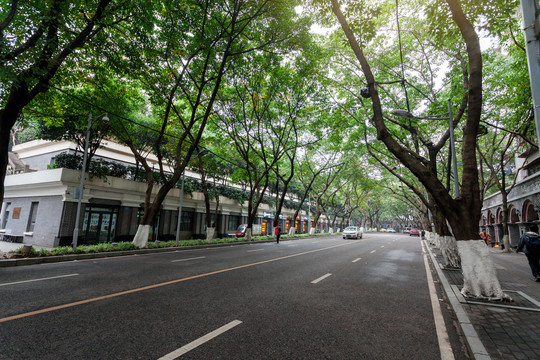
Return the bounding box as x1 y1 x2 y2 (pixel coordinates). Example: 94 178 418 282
343 226 362 239
409 228 420 236
235 224 247 237
387 228 396 233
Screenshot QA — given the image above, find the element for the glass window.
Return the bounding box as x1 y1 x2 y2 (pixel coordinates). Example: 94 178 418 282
1 202 11 228
228 215 241 231
26 202 38 232
180 211 193 231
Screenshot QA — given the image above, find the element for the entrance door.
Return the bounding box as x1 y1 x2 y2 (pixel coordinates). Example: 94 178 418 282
83 206 119 245
86 212 101 244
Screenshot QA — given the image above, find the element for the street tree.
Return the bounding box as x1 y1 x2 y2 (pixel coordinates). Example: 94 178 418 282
214 51 314 240
325 0 509 299
98 0 310 247
0 0 132 205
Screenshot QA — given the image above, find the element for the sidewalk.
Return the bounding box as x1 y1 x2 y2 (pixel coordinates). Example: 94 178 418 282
425 241 540 360
0 240 25 253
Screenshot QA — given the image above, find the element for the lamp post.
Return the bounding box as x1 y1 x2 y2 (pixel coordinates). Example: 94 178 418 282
391 99 460 197
72 112 109 248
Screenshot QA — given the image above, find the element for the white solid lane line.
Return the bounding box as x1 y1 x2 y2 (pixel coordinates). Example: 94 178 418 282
247 249 265 252
352 258 362 263
370 250 376 254
158 320 243 359
0 273 79 287
171 256 206 263
311 273 332 284
423 253 455 360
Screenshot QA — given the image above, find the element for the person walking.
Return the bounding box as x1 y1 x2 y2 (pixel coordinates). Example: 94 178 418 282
516 224 540 282
275 225 281 244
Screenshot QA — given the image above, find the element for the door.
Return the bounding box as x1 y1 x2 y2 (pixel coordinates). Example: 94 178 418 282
83 206 119 245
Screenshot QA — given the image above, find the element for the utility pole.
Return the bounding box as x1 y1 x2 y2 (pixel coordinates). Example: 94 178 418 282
520 0 540 145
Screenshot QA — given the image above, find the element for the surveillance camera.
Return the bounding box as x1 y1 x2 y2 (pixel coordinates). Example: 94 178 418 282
102 114 110 123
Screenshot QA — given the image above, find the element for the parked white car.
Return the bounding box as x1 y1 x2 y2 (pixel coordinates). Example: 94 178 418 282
343 226 363 239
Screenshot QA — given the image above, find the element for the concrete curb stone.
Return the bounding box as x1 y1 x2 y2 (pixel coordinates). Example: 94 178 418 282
0 238 298 267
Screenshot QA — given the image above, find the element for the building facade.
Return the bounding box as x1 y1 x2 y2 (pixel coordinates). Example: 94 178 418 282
481 149 540 247
1 140 326 248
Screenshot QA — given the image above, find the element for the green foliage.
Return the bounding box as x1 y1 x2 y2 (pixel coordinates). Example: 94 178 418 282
52 153 129 180
11 234 336 258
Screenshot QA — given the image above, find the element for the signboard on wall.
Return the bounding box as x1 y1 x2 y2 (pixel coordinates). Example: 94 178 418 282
12 207 21 219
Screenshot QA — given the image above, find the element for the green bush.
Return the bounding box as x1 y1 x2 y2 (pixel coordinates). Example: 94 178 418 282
9 232 335 258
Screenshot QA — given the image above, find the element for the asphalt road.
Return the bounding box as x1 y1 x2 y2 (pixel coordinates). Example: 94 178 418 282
0 233 469 359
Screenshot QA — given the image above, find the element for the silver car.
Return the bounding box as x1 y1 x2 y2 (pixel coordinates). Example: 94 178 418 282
343 226 362 239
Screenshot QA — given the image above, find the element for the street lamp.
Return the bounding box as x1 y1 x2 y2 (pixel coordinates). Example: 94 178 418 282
391 99 460 197
72 112 109 248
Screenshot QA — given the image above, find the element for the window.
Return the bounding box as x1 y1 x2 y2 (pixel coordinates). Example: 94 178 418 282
26 202 39 232
228 215 241 231
1 202 10 228
180 211 193 231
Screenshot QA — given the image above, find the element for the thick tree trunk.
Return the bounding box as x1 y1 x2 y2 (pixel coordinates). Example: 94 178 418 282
133 224 150 248
440 236 461 269
133 177 177 248
457 240 507 300
0 123 11 206
0 85 30 205
206 227 216 242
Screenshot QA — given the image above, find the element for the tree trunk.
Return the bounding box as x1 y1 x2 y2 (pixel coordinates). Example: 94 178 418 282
0 85 30 205
440 236 461 269
501 192 512 252
133 175 177 248
206 227 216 242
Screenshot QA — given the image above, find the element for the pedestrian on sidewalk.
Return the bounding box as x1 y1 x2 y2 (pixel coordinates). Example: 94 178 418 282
516 224 540 282
480 229 491 246
275 225 281 244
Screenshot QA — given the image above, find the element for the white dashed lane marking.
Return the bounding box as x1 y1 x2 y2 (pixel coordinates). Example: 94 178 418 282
158 320 243 359
311 273 332 284
171 256 206 263
0 273 79 287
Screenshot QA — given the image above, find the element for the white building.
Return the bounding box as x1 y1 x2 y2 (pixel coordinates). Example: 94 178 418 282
1 140 319 248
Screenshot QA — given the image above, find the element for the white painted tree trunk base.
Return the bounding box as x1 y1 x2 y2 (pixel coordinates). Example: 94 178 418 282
288 227 296 236
206 227 215 242
133 225 150 248
501 234 511 253
329 228 333 234
457 240 509 301
433 234 441 248
440 236 461 269
309 228 316 235
426 232 436 246
246 228 252 241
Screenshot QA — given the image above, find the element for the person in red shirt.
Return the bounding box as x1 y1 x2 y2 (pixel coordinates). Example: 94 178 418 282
275 225 281 244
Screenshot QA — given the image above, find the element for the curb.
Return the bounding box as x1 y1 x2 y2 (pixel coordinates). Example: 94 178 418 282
423 240 491 360
0 238 286 268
